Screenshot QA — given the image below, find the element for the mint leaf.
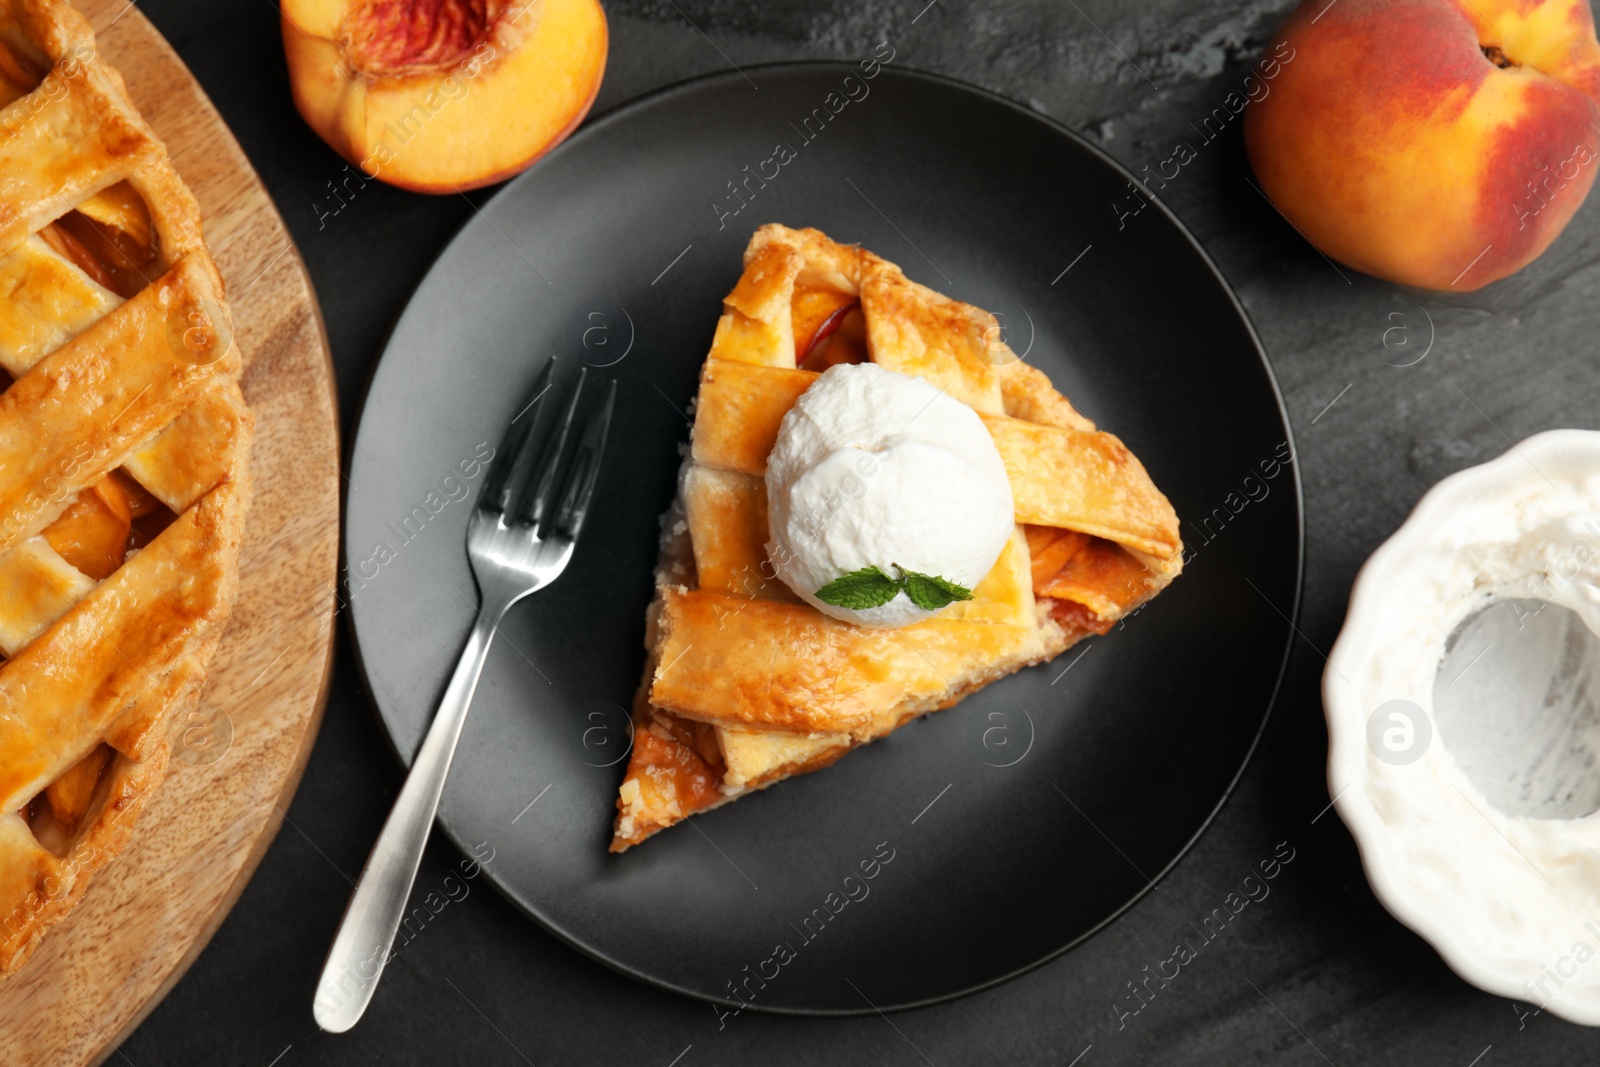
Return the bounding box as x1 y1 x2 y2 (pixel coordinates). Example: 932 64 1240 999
899 569 975 611
815 566 902 609
815 565 975 613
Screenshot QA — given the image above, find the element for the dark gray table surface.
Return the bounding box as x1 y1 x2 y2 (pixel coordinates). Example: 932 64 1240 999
117 0 1600 1063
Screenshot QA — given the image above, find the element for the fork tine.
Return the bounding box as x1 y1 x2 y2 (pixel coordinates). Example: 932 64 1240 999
517 366 588 530
554 379 617 540
479 356 557 515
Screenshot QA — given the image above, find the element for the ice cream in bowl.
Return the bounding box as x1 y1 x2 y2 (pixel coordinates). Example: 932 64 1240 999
1326 429 1600 1023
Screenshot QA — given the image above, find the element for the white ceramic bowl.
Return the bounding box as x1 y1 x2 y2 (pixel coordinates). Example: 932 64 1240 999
1326 429 1600 1024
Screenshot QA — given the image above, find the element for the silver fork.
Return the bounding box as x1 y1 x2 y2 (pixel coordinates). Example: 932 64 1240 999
313 358 615 1033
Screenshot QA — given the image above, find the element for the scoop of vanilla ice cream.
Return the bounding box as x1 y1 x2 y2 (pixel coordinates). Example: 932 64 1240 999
764 361 1014 628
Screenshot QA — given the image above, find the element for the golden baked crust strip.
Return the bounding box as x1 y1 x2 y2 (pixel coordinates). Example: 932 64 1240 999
687 359 1180 558
651 587 1047 740
0 253 235 554
0 236 120 375
980 414 1180 559
861 270 1006 414
0 71 153 256
0 15 208 267
0 656 202 973
124 382 251 513
0 535 90 653
0 472 244 811
688 359 813 473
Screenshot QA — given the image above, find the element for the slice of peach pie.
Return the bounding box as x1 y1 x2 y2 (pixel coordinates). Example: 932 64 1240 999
611 224 1182 851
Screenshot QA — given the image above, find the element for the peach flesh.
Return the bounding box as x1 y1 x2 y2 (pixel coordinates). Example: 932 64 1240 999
343 0 498 76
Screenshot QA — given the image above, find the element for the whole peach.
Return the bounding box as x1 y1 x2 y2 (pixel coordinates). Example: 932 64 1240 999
1244 0 1600 290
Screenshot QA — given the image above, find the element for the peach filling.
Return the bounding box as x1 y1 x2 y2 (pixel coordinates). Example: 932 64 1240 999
0 58 156 292
22 743 115 855
791 283 868 370
43 470 174 581
38 182 157 300
0 37 44 108
1025 524 1154 624
626 711 726 822
342 0 502 75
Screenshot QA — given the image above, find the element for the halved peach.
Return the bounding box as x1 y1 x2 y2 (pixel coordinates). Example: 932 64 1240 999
281 0 608 193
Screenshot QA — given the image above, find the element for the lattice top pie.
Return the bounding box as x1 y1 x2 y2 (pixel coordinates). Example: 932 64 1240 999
0 0 251 972
612 224 1180 850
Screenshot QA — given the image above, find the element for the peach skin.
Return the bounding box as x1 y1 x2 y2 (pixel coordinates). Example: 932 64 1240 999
282 0 608 193
1244 0 1600 291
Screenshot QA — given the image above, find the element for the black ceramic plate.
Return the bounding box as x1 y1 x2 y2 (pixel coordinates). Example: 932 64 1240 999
345 63 1302 1015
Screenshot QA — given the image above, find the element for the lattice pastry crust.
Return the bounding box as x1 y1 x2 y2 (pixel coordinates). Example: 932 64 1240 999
0 0 252 973
611 224 1179 850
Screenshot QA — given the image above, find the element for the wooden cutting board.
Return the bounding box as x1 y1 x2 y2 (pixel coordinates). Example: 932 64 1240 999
0 2 340 1063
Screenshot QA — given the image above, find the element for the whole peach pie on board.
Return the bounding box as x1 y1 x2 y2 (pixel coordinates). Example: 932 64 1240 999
0 0 252 972
612 224 1181 851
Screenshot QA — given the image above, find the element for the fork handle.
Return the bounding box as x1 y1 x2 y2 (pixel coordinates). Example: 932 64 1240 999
313 608 500 1033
